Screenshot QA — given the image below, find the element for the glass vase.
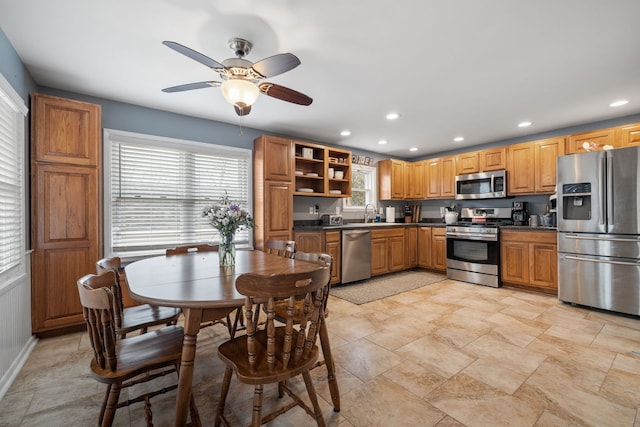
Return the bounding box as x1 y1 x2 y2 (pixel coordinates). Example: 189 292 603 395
219 235 236 267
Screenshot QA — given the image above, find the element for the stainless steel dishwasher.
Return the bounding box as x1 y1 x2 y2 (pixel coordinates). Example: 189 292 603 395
341 229 371 283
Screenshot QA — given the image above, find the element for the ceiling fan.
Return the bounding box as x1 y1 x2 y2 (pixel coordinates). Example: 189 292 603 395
161 38 313 116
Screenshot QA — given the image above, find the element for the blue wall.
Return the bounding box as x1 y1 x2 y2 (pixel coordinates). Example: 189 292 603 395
0 27 36 103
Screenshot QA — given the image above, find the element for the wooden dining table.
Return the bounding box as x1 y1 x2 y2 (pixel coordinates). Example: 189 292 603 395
125 249 324 426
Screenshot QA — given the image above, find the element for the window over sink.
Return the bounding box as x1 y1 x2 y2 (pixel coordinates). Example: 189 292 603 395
343 165 377 211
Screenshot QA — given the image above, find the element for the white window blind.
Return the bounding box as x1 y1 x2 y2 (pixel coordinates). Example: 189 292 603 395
104 129 252 260
0 74 27 286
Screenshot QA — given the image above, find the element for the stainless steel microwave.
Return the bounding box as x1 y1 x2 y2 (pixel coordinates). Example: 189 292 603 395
455 170 507 200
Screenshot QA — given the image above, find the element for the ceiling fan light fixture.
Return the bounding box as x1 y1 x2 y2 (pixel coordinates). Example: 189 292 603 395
221 79 260 107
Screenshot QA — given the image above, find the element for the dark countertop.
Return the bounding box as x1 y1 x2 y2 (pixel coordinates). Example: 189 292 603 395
293 220 447 231
293 221 556 232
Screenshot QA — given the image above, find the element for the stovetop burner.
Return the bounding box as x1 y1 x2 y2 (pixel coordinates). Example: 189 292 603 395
456 207 513 227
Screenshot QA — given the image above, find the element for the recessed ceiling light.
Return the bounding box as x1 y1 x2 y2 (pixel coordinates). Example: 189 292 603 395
386 112 399 120
454 137 464 142
340 130 351 136
378 140 388 145
409 147 418 152
609 100 629 107
518 121 532 128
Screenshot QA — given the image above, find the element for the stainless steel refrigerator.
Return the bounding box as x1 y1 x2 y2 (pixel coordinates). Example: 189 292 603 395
557 145 640 315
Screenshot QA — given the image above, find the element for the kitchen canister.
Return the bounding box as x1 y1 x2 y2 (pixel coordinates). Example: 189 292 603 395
529 214 539 227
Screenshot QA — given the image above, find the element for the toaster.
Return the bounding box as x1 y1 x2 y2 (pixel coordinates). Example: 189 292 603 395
321 214 343 225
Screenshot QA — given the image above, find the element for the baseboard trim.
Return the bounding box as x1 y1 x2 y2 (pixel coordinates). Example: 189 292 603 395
0 335 38 401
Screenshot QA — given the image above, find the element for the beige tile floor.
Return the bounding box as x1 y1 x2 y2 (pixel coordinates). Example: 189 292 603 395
3 275 640 426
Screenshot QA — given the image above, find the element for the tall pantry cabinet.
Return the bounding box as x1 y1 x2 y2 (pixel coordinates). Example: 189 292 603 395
253 135 294 250
30 94 102 334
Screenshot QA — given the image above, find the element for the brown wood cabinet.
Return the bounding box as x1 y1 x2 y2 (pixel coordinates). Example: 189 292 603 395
293 142 352 197
501 230 557 294
507 137 564 195
294 229 341 284
404 227 418 268
565 127 620 154
370 227 405 276
253 136 294 250
620 123 640 147
417 226 446 272
425 156 456 199
507 142 535 194
294 230 324 253
431 227 447 272
325 231 341 284
456 151 480 175
31 93 102 334
417 226 432 268
378 159 406 200
480 147 507 171
535 137 565 192
441 156 456 198
405 161 425 199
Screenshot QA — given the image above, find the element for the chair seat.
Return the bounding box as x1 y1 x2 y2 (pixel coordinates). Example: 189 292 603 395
118 304 181 335
90 325 185 383
218 327 319 386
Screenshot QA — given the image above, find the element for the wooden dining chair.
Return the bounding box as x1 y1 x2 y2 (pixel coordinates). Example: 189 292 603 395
165 243 219 255
278 252 340 412
264 239 296 258
96 257 181 339
215 267 331 427
77 271 200 427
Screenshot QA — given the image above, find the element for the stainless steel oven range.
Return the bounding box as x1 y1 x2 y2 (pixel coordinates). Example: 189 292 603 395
446 207 512 288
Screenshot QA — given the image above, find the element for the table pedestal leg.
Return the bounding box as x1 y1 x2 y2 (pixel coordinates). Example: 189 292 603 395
175 308 203 427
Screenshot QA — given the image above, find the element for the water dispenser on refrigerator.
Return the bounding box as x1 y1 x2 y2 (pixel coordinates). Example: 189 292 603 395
561 183 592 221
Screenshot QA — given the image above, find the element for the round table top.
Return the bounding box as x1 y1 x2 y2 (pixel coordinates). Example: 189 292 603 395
124 250 322 309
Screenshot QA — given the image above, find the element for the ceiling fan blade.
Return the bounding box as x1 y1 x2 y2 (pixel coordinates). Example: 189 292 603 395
234 104 252 116
162 41 225 70
259 83 313 106
252 53 301 78
162 81 221 93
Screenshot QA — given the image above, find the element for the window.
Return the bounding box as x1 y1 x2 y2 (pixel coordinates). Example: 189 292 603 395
343 165 377 211
0 73 27 288
104 129 252 260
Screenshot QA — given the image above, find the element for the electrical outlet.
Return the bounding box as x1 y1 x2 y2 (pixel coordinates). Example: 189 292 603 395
314 205 319 214
309 206 314 214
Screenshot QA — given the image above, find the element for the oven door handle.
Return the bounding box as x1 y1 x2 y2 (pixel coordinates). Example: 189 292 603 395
446 232 497 242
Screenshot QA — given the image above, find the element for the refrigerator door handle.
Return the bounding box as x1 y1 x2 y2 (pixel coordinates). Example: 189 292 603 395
563 234 640 243
607 155 614 227
564 255 640 267
599 155 606 226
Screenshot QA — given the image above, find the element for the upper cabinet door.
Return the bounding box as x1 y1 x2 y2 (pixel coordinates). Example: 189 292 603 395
620 123 640 147
534 137 565 193
456 151 480 175
566 127 619 154
480 147 506 171
258 135 293 181
32 94 101 166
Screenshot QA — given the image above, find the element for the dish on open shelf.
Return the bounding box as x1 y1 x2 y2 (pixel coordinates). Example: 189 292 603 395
329 190 342 194
297 188 314 193
295 170 304 175
305 172 319 177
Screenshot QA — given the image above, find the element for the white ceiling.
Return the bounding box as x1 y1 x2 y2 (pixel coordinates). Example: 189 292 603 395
1 0 640 157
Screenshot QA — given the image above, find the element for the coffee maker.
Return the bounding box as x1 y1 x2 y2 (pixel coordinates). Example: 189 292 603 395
512 201 528 225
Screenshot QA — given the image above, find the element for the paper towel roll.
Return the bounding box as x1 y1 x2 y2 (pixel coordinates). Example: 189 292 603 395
385 206 395 223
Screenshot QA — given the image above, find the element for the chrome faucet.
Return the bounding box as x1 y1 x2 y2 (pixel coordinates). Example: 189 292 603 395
364 204 376 223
